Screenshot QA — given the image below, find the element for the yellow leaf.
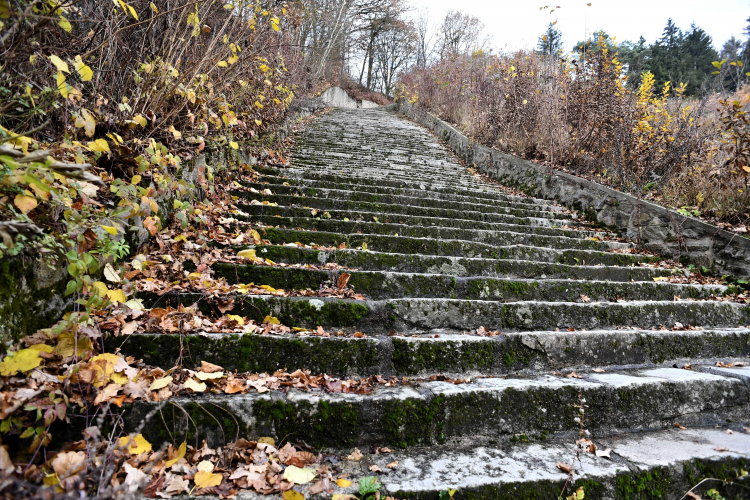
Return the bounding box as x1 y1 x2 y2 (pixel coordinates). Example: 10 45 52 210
49 55 69 73
188 272 203 280
223 3 234 9
118 434 152 455
217 61 228 67
74 108 96 137
56 72 68 98
107 289 127 304
92 281 109 297
74 55 93 81
337 479 352 488
237 249 258 260
149 376 173 391
88 138 110 153
0 349 43 376
169 125 182 139
150 2 158 13
126 3 138 20
58 16 72 32
196 371 224 380
227 314 244 326
229 141 239 149
28 344 53 353
134 115 147 127
284 492 304 500
194 470 222 489
283 465 316 485
258 436 275 446
14 193 37 213
197 460 214 472
111 372 128 384
101 225 117 235
132 174 141 184
361 242 368 251
260 64 270 73
262 315 280 324
653 277 670 282
54 330 93 358
255 119 262 126
184 378 206 392
165 442 186 468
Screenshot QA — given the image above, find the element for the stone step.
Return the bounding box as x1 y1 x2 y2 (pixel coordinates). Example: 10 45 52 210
255 167 548 204
120 367 749 449
211 263 723 302
238 205 612 239
240 228 654 266
249 175 556 206
117 327 750 377
291 428 750 500
237 191 573 220
241 245 673 282
138 293 750 333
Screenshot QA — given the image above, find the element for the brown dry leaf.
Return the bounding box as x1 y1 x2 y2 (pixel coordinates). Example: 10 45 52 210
714 447 730 452
566 372 582 379
380 447 393 453
556 461 574 474
123 463 149 494
200 360 223 373
580 294 590 303
337 273 351 289
224 377 245 394
160 475 190 496
368 465 382 473
386 461 398 469
346 449 363 461
674 423 687 430
0 447 13 474
51 451 86 479
592 368 605 373
93 383 122 405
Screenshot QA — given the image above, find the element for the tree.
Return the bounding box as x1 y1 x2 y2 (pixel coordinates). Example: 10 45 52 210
648 18 684 91
437 11 486 59
573 30 614 60
720 35 746 91
374 20 417 97
618 36 650 89
415 11 433 68
537 23 563 57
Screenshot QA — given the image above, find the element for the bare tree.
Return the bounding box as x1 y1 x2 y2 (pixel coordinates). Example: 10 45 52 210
374 19 417 97
415 11 433 68
437 10 487 59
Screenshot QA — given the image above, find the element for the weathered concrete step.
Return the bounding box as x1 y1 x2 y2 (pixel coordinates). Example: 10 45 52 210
121 367 749 449
244 227 655 265
245 177 556 208
138 293 750 333
311 429 750 500
238 191 572 220
242 245 673 282
239 205 611 239
212 263 723 302
256 168 548 204
283 164 515 189
250 174 555 206
117 328 750 377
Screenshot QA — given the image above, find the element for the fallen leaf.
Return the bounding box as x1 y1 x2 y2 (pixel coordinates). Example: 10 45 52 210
183 378 207 392
14 193 37 213
283 491 304 500
165 442 187 468
262 316 281 324
595 448 612 459
51 451 86 479
368 465 382 473
258 436 275 446
237 249 258 260
0 447 13 474
197 460 214 472
346 448 363 461
150 376 173 391
336 479 352 488
386 461 398 469
674 423 687 430
161 475 190 496
119 434 152 455
194 470 222 489
123 463 149 494
556 461 574 474
196 371 224 381
714 447 730 452
592 367 605 373
283 465 316 484
0 348 43 376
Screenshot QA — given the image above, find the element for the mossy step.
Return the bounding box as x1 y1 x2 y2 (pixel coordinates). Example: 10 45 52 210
135 293 750 333
118 367 748 449
249 175 555 206
115 328 750 377
241 245 672 282
256 168 547 203
210 429 747 500
237 191 571 220
211 263 724 302
239 205 612 239
241 227 655 266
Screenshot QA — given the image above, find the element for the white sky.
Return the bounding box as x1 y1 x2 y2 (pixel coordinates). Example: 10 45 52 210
407 0 750 54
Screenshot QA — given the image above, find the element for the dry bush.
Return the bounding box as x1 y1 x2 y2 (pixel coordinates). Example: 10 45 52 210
398 39 750 226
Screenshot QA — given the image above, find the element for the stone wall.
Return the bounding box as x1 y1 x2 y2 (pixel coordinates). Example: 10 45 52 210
391 102 750 279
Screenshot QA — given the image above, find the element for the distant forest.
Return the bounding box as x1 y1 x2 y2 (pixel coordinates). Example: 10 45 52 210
537 18 750 95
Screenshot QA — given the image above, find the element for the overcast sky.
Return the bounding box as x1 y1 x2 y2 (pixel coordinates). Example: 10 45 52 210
407 0 750 54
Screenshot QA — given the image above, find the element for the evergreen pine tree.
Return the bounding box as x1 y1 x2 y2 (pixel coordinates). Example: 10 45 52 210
618 36 650 89
537 23 564 57
681 23 719 95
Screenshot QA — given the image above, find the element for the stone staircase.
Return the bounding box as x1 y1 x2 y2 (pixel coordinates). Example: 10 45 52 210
127 108 750 498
